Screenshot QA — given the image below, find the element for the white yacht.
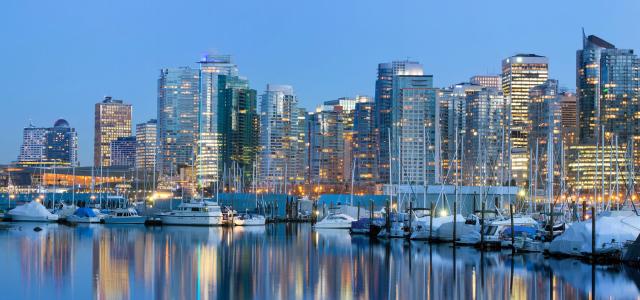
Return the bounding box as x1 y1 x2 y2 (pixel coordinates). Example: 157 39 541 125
481 215 539 247
313 213 356 229
8 201 59 222
158 201 223 226
103 207 147 224
233 213 266 226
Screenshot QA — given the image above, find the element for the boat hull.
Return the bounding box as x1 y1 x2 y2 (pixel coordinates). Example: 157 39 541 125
104 216 147 224
314 222 352 229
67 216 101 223
160 215 223 226
9 214 59 222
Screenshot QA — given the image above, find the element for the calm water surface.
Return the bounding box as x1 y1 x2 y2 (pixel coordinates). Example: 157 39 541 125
0 223 639 300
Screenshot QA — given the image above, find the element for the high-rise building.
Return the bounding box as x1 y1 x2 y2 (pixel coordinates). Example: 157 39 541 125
559 91 578 146
438 83 482 184
46 119 78 166
259 85 305 190
18 120 78 166
94 96 132 167
197 54 239 186
352 96 377 186
470 75 501 89
391 74 439 186
218 74 258 187
306 102 347 191
110 136 136 167
464 87 505 185
135 119 157 170
375 60 424 184
18 125 47 165
502 54 549 185
528 79 561 189
577 32 640 144
157 67 200 174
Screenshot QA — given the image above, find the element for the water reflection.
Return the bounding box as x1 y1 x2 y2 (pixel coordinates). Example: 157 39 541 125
0 223 639 299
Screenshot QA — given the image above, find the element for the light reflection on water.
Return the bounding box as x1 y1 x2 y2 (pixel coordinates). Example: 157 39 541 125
0 223 639 300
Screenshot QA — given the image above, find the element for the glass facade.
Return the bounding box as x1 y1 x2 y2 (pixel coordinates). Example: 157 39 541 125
375 61 423 184
110 136 136 168
391 75 438 186
135 119 157 170
157 67 200 175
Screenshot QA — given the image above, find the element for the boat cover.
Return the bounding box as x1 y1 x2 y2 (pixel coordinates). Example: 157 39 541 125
8 201 55 217
74 207 97 218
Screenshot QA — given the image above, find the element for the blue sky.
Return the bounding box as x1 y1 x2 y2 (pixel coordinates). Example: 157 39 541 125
1 0 639 165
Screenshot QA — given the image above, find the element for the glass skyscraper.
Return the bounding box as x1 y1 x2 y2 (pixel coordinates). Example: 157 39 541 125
391 74 439 186
259 85 305 191
157 67 200 175
353 96 376 187
375 60 424 184
217 74 258 188
110 136 137 168
18 119 78 166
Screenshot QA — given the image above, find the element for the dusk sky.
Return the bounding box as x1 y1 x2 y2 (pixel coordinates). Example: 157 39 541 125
1 0 639 165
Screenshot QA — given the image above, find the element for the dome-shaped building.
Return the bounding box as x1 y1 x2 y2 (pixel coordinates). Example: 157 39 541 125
53 119 70 128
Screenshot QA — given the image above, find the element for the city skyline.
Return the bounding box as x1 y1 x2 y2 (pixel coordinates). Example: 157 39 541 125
2 0 640 164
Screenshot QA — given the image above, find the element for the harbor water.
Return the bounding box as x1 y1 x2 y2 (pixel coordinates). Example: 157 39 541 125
0 223 638 299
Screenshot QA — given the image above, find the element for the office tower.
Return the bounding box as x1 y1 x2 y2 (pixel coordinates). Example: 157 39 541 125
324 97 357 179
470 75 501 89
375 60 424 184
157 67 200 175
94 96 132 167
197 54 239 186
259 85 305 190
352 96 377 186
135 119 157 170
502 54 549 185
46 119 78 166
464 87 505 185
218 74 258 188
110 136 136 167
306 103 346 190
17 125 47 165
528 79 561 189
559 91 578 146
577 32 640 144
438 83 482 184
391 74 439 186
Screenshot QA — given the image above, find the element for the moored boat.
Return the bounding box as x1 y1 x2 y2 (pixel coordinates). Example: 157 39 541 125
158 200 223 226
7 201 59 222
233 213 266 226
67 207 101 223
103 207 146 224
314 213 356 229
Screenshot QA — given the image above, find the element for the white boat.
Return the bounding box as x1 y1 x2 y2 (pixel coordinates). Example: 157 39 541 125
233 213 266 226
158 200 223 226
548 210 640 257
314 213 356 229
413 214 466 241
103 207 147 224
67 207 101 223
8 201 59 222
